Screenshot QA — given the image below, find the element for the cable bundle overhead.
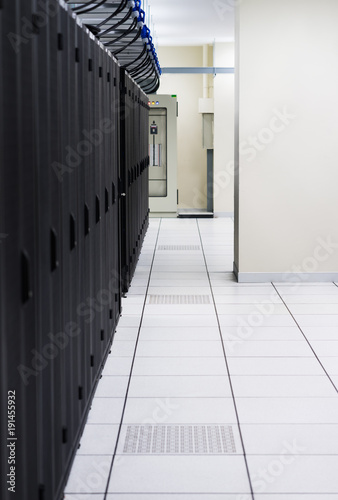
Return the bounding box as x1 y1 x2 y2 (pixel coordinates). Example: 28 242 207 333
67 0 161 92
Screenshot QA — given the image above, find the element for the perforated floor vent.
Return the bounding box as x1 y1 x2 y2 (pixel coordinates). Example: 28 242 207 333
157 245 201 251
148 295 211 305
123 425 236 454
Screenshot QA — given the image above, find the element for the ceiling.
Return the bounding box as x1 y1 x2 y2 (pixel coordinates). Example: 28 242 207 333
149 0 235 46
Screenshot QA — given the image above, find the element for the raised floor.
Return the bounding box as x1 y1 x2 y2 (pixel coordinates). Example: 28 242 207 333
65 217 338 500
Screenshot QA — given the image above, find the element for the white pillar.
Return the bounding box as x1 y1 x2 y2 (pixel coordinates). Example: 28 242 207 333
234 0 338 282
213 42 235 216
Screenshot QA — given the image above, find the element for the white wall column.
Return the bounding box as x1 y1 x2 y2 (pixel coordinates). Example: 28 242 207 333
214 42 235 216
235 0 338 282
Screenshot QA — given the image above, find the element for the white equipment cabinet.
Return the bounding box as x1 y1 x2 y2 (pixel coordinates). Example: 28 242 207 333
147 94 178 214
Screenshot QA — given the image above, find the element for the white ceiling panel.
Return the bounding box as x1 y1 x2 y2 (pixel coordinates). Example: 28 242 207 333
149 0 235 46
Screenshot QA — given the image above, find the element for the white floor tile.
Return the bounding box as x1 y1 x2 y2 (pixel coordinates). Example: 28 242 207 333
219 315 295 327
275 285 338 294
215 294 282 304
223 340 313 357
282 294 338 304
227 357 326 376
235 397 338 423
151 266 207 273
289 304 338 314
274 282 336 287
153 261 205 267
65 495 104 500
207 260 234 266
203 241 234 247
65 455 111 494
301 327 338 340
123 397 238 424
144 304 215 315
108 456 250 494
148 286 211 295
153 255 205 262
142 315 218 327
231 375 336 397
122 296 146 304
149 280 210 287
106 494 243 499
132 357 228 376
221 326 303 341
133 266 152 273
110 341 136 357
213 286 276 294
216 304 289 315
130 279 149 287
78 424 119 455
102 357 133 376
247 455 338 494
330 375 338 389
95 376 129 398
118 316 141 328
151 268 207 275
136 340 223 357
126 286 148 295
128 376 232 398
121 304 144 316
254 495 338 500
139 326 220 341
204 249 234 255
87 398 125 424
155 251 203 256
208 265 234 273
320 357 338 375
209 272 237 281
241 423 338 455
309 340 338 357
114 328 139 341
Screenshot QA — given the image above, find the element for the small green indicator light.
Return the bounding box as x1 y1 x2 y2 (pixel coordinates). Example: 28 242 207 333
171 95 177 98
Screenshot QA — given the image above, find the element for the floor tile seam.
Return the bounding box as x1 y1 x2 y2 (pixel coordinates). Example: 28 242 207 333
196 219 255 500
120 355 318 358
123 339 334 342
104 491 255 496
100 374 338 378
103 219 163 499
93 396 338 399
272 284 338 395
95 373 336 378
76 452 338 456
84 422 256 427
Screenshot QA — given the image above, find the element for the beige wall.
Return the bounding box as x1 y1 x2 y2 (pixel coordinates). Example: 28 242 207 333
157 46 207 209
235 0 338 280
214 42 235 215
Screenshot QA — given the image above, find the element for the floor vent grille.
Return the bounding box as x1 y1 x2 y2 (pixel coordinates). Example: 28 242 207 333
148 295 211 305
157 245 201 251
123 425 236 454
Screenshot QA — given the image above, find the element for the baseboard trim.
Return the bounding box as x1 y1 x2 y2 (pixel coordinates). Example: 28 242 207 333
149 212 177 218
214 212 234 218
233 269 338 283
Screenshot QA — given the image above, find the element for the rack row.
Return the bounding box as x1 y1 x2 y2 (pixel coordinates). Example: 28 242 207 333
0 1 149 499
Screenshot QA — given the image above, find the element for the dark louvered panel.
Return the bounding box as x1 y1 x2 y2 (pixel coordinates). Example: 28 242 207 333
0 2 148 500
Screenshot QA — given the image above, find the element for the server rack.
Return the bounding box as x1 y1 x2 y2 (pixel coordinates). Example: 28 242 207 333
0 1 150 499
119 68 149 293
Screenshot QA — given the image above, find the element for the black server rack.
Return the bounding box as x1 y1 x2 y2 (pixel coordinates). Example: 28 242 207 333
119 69 150 293
0 1 150 499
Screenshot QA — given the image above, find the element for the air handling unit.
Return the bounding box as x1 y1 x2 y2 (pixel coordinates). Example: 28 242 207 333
148 94 178 215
